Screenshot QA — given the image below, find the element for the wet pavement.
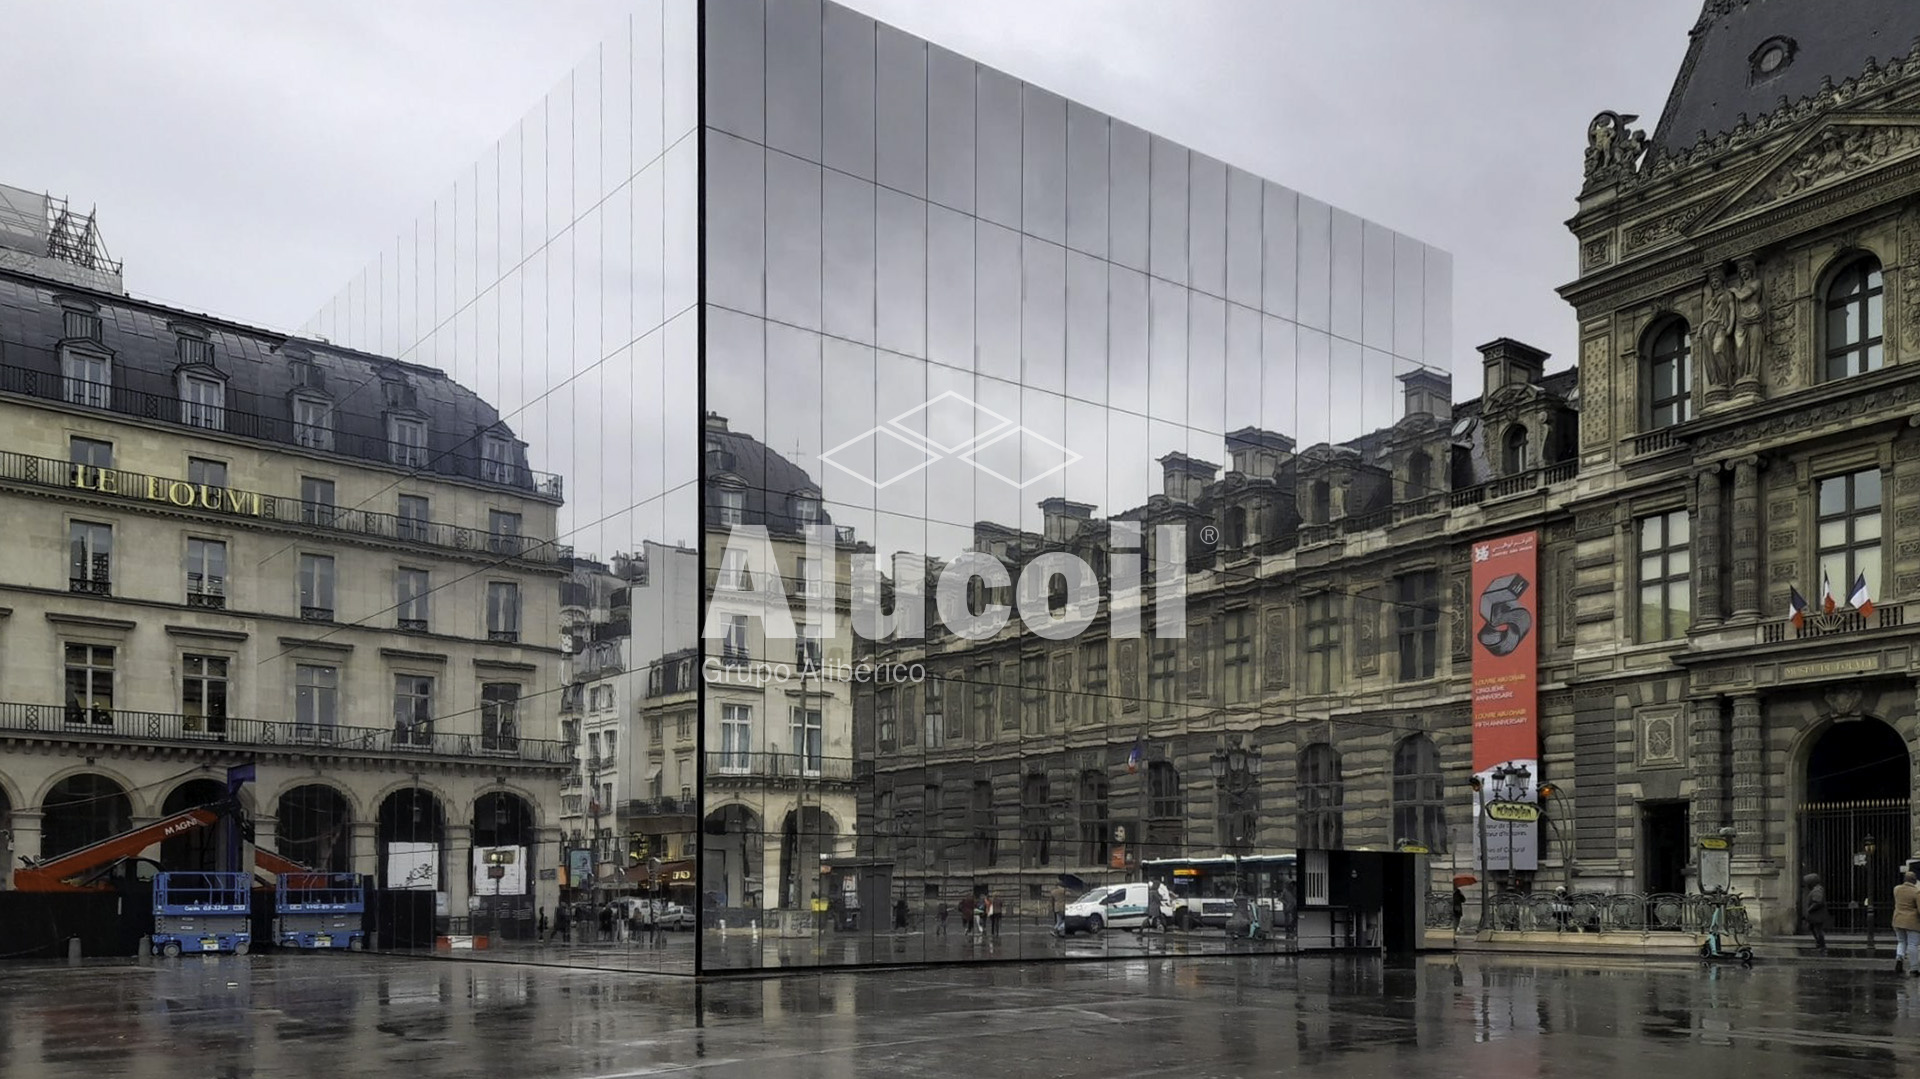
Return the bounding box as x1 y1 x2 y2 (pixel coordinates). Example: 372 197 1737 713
4 949 1918 1077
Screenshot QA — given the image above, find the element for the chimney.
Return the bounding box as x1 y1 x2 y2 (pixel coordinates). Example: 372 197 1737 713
1159 452 1220 503
704 412 730 432
1038 497 1097 543
1398 368 1452 421
1225 427 1295 479
1478 338 1549 399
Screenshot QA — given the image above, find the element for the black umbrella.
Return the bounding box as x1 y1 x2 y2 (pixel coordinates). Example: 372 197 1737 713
1058 873 1087 892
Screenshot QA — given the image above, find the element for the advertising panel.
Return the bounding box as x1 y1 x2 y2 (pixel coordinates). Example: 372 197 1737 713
472 844 529 896
386 841 440 891
1470 530 1540 871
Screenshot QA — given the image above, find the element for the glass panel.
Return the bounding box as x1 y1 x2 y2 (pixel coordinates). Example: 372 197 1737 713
1109 265 1149 416
976 222 1022 382
1065 250 1108 405
876 188 928 358
926 45 976 213
927 205 976 370
1109 121 1150 272
1023 238 1067 394
1818 476 1848 516
703 131 764 317
1148 277 1187 424
1857 469 1883 507
765 151 822 329
975 66 1023 229
822 172 876 345
1296 195 1332 332
1148 135 1188 284
1669 550 1689 575
1065 102 1109 259
1363 221 1395 349
1022 86 1067 245
1856 512 1882 543
1330 208 1364 342
1638 515 1662 551
821 4 876 179
1669 510 1690 545
765 0 822 161
1187 152 1226 298
875 23 928 197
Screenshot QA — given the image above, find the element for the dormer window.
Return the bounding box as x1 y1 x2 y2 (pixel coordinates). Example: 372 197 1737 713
61 349 111 408
718 486 745 527
389 415 428 469
1504 425 1532 474
177 336 215 367
179 371 225 430
63 308 102 343
293 396 334 451
792 493 821 526
380 376 414 410
1311 481 1331 524
1407 451 1434 499
482 434 516 485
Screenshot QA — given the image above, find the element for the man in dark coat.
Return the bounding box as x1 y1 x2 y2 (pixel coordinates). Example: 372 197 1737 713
1803 872 1829 954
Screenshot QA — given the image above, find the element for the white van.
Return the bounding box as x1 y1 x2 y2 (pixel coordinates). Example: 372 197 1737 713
1059 882 1171 935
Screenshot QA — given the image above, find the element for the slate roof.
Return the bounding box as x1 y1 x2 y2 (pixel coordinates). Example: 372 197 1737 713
1652 0 1920 152
0 269 553 497
702 415 837 535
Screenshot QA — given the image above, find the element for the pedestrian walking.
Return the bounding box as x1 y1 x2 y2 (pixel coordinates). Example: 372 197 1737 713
538 907 549 942
893 897 909 931
555 904 571 943
987 893 1001 939
1895 872 1920 975
959 895 976 937
599 903 614 942
1803 873 1830 954
936 902 949 937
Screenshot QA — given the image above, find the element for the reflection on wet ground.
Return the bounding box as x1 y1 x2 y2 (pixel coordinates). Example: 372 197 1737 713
2 952 1914 1076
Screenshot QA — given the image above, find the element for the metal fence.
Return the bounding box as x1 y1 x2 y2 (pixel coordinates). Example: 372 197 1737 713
1425 890 1751 935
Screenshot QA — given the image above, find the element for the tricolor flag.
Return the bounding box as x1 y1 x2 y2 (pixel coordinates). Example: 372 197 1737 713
1789 585 1809 630
1821 568 1836 614
1851 572 1875 620
1126 735 1144 774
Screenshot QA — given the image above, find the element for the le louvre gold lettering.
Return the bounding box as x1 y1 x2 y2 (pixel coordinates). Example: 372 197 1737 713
71 465 262 517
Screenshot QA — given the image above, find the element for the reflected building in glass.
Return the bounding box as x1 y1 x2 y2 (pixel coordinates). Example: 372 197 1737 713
309 0 1468 972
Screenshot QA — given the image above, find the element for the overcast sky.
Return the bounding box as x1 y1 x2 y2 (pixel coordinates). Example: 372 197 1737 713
0 1 1701 552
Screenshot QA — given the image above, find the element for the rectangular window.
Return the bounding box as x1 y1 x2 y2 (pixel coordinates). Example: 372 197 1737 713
923 677 946 748
1078 641 1108 726
389 416 429 468
1818 469 1883 610
796 556 820 597
187 457 227 487
796 623 823 671
718 488 745 526
488 510 523 556
181 654 229 734
300 477 335 527
63 308 102 342
69 437 113 468
722 614 749 666
790 707 823 775
293 397 333 451
481 435 516 485
1395 571 1441 680
397 495 430 541
481 682 521 752
1022 653 1046 733
393 674 434 747
62 349 110 408
63 643 114 725
974 668 996 742
1148 636 1180 715
1637 510 1693 642
878 687 898 750
718 548 748 591
396 568 430 631
181 374 225 430
1222 610 1253 702
295 664 339 740
186 537 228 608
1304 593 1342 694
68 520 113 595
677 712 692 740
487 581 521 643
298 553 335 621
720 704 752 773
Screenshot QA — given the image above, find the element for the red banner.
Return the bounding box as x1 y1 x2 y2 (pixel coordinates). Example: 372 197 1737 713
1470 530 1539 772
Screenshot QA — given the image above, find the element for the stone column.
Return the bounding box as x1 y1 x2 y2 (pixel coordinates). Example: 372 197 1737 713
1730 457 1763 620
1688 697 1726 848
446 822 473 930
351 821 378 882
1729 695 1766 858
249 815 277 881
1694 467 1725 629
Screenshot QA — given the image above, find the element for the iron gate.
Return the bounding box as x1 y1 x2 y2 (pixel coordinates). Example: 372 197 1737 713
1799 798 1910 932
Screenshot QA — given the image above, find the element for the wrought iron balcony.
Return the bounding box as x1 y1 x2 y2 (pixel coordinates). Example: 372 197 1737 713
1760 603 1905 644
0 700 571 764
704 751 854 783
2 354 564 500
0 448 573 566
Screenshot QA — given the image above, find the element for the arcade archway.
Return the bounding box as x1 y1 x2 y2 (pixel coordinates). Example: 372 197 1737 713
376 788 447 891
159 779 226 870
779 807 837 910
41 774 131 860
277 784 353 872
1800 718 1911 931
702 803 762 910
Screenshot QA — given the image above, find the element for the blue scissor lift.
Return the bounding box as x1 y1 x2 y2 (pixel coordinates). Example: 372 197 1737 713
152 871 253 957
276 873 367 951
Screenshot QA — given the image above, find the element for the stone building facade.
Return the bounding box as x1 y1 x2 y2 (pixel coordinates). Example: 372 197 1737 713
0 204 570 931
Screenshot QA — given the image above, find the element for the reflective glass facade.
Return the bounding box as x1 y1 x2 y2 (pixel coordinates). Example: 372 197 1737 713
312 0 1449 974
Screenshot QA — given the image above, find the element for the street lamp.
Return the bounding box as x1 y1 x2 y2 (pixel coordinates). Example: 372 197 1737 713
1210 739 1263 898
1863 833 1878 949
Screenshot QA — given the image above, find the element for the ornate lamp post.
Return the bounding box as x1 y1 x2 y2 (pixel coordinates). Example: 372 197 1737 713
1210 739 1264 896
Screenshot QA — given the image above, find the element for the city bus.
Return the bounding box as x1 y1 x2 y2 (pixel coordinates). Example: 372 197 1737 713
1141 855 1296 930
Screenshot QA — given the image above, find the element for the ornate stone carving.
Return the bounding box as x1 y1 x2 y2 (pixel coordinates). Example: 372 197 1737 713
1690 381 1920 452
1051 652 1073 725
1117 639 1141 712
1729 258 1766 395
1585 111 1648 188
1261 608 1288 689
1730 695 1766 849
1582 236 1611 269
1353 590 1379 676
1450 576 1469 660
1902 211 1920 353
1898 472 1920 495
1580 336 1612 448
1770 560 1797 583
1730 457 1762 617
1695 469 1725 627
1768 530 1797 551
1625 205 1706 253
1764 257 1798 389
1900 572 1920 596
1901 506 1920 529
1701 265 1736 396
1642 710 1679 765
1900 538 1920 559
1689 698 1727 840
1747 125 1920 209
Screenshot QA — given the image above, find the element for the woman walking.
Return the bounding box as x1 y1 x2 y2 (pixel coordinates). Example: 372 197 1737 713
1894 871 1920 975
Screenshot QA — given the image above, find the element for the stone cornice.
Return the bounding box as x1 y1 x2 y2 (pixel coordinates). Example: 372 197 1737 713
1674 362 1920 454
378 647 448 665
277 636 353 655
164 624 249 643
44 612 136 632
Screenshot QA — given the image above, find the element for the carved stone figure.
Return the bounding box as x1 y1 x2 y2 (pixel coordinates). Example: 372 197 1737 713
1585 111 1648 185
1730 257 1766 389
1701 266 1735 392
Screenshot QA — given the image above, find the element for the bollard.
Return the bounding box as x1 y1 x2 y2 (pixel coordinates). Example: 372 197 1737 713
67 936 82 962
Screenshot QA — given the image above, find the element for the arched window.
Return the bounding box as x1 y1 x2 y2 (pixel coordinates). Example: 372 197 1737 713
1825 256 1885 381
1224 505 1248 548
1297 744 1343 849
1392 735 1446 852
1406 451 1433 500
1644 319 1692 427
1503 426 1531 474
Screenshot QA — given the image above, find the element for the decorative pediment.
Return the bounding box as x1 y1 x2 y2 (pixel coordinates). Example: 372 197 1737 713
1484 381 1545 414
1702 116 1920 225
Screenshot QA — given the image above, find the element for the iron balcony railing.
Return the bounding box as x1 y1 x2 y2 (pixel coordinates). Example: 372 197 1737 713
0 700 571 764
622 796 693 817
0 449 572 566
1760 603 1905 643
0 356 564 500
705 750 854 782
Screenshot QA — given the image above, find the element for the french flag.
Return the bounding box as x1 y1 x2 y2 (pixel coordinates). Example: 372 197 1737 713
1851 572 1875 620
1821 568 1836 614
1126 737 1144 775
1789 585 1808 630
